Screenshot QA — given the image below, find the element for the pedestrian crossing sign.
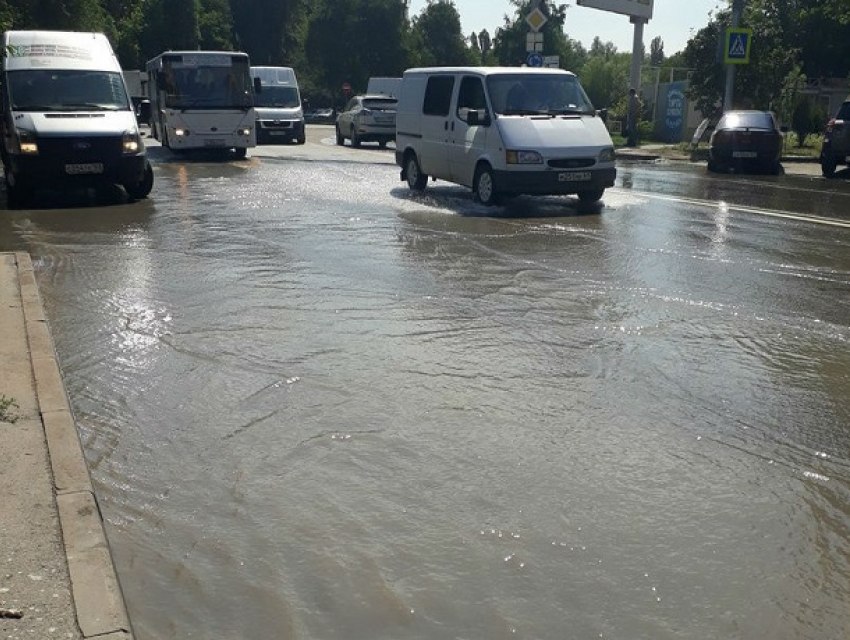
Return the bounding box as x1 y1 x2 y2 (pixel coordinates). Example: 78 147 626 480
724 28 752 64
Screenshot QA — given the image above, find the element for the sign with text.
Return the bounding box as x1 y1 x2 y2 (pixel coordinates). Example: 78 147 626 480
576 0 653 20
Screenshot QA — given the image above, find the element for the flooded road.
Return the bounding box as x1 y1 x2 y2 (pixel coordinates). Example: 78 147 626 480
2 138 850 639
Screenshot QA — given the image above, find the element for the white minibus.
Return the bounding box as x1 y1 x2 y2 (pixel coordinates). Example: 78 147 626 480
251 66 304 144
0 30 153 207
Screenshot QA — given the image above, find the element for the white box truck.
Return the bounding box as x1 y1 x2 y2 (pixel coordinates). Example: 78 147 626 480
395 67 616 205
0 30 153 207
250 66 305 144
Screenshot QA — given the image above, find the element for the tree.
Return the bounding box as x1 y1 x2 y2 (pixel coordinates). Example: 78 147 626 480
411 0 475 66
305 0 410 104
649 36 664 66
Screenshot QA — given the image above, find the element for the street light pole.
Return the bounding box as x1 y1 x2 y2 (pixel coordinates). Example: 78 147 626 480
723 0 745 112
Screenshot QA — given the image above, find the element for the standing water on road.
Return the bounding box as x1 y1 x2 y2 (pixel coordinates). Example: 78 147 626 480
3 155 850 639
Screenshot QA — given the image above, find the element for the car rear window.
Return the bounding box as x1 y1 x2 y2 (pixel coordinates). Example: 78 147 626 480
719 112 775 130
836 103 850 121
363 98 397 110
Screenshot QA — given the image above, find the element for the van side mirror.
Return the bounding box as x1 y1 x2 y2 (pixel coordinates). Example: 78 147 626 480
467 109 490 127
254 77 262 94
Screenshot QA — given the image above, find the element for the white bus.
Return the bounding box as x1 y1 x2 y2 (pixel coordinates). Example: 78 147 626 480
145 50 259 157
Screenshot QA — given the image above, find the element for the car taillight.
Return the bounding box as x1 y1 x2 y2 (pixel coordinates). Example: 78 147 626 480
825 118 837 133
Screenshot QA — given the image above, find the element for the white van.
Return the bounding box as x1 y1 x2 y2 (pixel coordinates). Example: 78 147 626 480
250 66 304 144
395 67 616 205
0 30 153 207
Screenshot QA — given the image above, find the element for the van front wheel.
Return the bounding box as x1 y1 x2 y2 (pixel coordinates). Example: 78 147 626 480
577 189 604 203
405 154 428 191
474 165 500 206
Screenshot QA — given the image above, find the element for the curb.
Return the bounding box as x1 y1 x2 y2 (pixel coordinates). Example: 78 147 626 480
14 252 135 640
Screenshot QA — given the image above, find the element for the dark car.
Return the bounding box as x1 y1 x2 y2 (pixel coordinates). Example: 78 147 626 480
708 110 783 174
820 100 850 178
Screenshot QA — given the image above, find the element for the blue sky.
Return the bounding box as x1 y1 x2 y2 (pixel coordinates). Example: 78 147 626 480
408 1 725 56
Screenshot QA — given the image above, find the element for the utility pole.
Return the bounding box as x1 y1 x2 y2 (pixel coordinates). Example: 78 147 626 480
723 0 745 112
629 16 647 92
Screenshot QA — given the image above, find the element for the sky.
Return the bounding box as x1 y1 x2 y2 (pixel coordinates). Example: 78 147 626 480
408 0 725 56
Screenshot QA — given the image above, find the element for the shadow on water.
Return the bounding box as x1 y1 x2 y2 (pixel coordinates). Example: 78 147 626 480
390 185 604 219
0 184 155 251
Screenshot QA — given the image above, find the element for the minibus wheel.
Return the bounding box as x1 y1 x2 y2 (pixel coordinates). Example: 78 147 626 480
4 170 30 209
125 161 154 200
405 153 428 191
473 164 500 206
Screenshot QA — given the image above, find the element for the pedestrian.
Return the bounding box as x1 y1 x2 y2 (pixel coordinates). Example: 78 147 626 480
627 87 641 147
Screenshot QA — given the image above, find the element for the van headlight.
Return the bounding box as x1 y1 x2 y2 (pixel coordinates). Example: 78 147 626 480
122 130 142 154
174 128 189 138
237 127 252 136
16 129 38 155
506 150 543 164
598 147 615 163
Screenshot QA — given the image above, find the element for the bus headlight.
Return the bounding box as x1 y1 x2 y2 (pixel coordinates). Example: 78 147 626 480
122 130 142 154
174 128 189 138
16 129 38 155
598 147 615 163
506 150 543 164
237 127 252 136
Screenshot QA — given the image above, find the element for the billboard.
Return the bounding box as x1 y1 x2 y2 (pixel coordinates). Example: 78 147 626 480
576 0 654 20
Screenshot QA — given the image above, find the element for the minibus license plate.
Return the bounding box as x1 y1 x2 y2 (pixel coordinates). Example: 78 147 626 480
204 139 226 147
65 163 103 175
559 171 591 182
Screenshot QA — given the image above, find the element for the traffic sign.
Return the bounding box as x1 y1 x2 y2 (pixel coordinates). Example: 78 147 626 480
724 28 752 64
525 7 548 32
526 52 544 67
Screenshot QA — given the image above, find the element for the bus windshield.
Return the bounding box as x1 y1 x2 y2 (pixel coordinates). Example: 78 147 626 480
487 73 595 116
160 55 254 109
7 69 130 112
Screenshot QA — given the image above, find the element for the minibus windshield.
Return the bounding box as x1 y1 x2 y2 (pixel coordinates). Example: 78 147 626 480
488 73 595 117
8 69 130 111
255 85 299 109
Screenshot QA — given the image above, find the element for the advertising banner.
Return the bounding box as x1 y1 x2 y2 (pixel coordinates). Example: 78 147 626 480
576 0 654 20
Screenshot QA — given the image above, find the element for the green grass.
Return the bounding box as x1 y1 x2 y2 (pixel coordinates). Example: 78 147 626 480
0 394 20 423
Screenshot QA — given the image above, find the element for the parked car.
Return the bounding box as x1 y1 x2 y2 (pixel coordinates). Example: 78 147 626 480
305 108 335 124
335 95 397 148
820 100 850 178
707 110 783 175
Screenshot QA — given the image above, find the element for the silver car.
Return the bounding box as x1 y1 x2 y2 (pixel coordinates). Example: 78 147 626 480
335 94 397 148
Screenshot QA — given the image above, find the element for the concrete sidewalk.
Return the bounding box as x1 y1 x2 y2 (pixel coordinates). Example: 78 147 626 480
0 252 133 640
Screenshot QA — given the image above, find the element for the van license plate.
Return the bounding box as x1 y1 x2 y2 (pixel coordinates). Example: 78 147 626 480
559 171 591 182
65 163 104 175
732 151 757 158
204 139 226 147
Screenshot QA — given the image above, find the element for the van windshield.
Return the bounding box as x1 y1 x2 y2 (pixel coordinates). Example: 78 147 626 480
488 73 595 117
255 85 299 108
7 70 130 112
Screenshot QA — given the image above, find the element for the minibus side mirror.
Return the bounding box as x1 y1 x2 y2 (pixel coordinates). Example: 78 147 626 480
254 77 262 94
467 109 491 127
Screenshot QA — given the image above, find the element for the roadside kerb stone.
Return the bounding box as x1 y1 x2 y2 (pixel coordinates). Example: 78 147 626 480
14 251 134 639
